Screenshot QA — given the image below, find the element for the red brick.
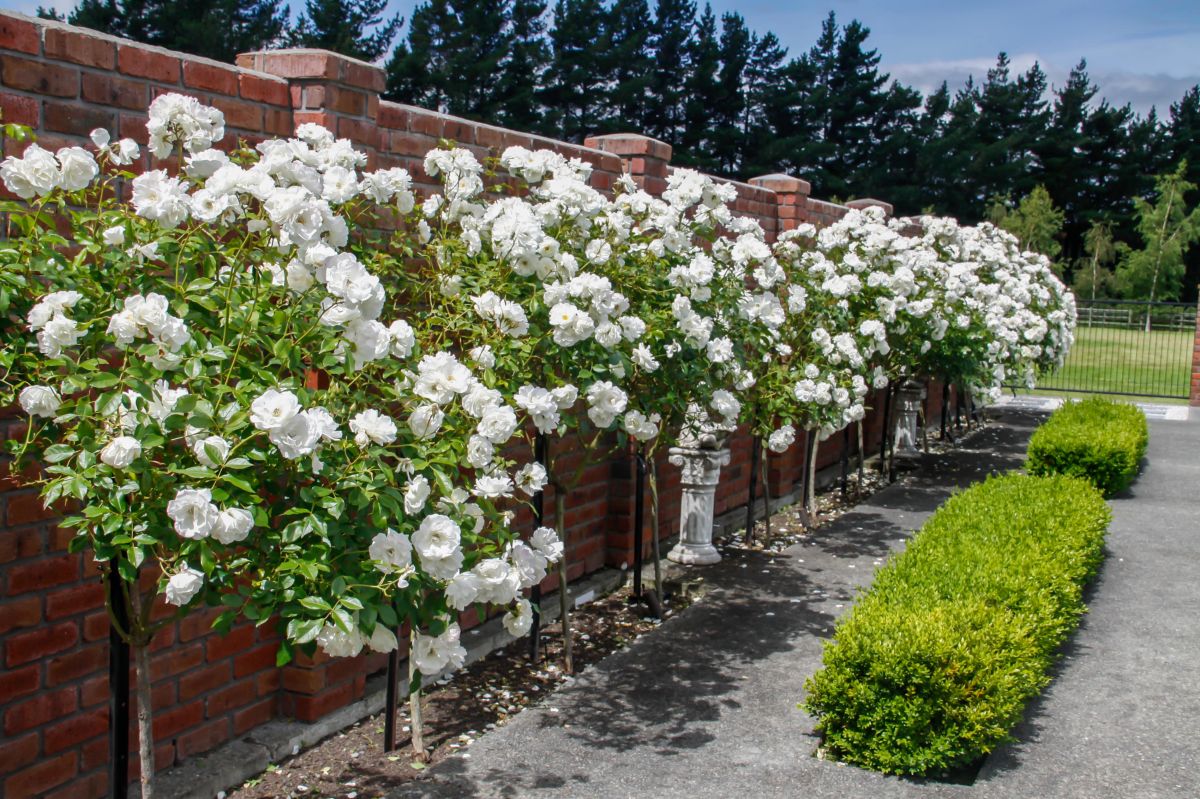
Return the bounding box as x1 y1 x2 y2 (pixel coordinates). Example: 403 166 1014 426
178 661 230 701
264 107 291 136
342 59 385 92
44 707 107 753
233 641 276 677
47 644 106 686
239 51 339 81
0 732 39 776
204 623 253 661
210 96 262 131
182 60 237 95
151 698 202 741
177 716 230 759
80 674 108 707
0 90 38 127
117 44 180 83
7 553 79 593
232 696 274 734
150 641 203 681
178 606 222 641
0 524 45 564
0 14 41 55
80 734 108 770
326 85 365 115
82 609 109 642
6 620 78 666
285 678 358 722
238 72 288 105
0 595 42 636
81 71 148 111
282 665 324 694
4 751 77 799
206 679 256 717
44 770 107 799
4 685 77 735
44 27 115 69
0 664 39 703
43 100 116 137
45 581 104 620
5 491 56 525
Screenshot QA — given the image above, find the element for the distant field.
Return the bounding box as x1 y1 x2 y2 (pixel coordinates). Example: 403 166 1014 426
1027 325 1193 400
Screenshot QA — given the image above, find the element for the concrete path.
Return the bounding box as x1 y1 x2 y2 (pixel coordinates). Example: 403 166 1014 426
389 410 1200 799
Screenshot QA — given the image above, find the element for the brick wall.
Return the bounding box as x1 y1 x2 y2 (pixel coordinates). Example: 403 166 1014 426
0 10 938 798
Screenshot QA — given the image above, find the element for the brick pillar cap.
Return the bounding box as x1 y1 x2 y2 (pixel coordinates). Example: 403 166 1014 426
846 198 894 216
748 173 811 195
583 133 672 162
236 49 385 93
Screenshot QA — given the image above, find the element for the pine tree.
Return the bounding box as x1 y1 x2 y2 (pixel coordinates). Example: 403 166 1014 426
494 0 551 131
738 30 788 176
48 0 287 63
543 0 610 141
972 54 1049 211
600 0 653 134
709 11 751 174
386 0 456 110
643 0 696 145
1036 61 1097 261
677 3 719 169
290 0 402 62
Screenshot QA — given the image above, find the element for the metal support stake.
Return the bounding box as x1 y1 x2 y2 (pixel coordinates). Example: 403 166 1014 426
879 386 893 474
840 426 850 498
632 451 647 601
744 436 759 542
528 433 547 661
108 569 130 799
383 644 400 751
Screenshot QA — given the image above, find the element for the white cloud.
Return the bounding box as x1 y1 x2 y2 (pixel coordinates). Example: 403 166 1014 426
884 52 1198 118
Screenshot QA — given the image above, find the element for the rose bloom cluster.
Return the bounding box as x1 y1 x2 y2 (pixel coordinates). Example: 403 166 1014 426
2 94 561 673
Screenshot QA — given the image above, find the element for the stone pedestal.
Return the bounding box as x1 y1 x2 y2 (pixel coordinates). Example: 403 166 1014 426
894 380 927 455
666 446 731 565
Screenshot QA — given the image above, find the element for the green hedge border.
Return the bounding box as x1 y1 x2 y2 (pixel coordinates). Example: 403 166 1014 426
803 474 1110 776
1025 397 1148 497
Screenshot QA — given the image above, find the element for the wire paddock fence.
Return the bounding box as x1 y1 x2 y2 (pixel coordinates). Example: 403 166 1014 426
1021 299 1197 400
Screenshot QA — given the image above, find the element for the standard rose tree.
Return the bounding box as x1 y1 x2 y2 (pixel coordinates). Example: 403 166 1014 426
0 96 559 790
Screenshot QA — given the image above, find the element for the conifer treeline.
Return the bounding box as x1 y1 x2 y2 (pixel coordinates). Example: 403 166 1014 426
38 0 1200 291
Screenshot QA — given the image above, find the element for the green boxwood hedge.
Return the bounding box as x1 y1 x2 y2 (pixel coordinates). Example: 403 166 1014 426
803 474 1110 777
1025 397 1148 497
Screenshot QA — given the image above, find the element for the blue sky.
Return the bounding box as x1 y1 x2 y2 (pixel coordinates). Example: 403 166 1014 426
9 0 1198 116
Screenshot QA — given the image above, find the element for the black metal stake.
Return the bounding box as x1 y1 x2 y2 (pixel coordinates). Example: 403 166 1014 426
528 433 547 662
632 451 647 601
840 426 850 498
800 429 815 525
744 436 759 541
940 383 953 443
383 645 400 751
108 570 130 799
879 386 893 474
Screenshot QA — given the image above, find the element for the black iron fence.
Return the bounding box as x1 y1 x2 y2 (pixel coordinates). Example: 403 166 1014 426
1028 299 1196 399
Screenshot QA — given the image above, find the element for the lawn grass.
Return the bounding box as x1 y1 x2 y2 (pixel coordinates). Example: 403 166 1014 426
1031 325 1193 399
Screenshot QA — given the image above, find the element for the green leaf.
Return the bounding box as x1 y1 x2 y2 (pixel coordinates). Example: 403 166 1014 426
43 444 74 463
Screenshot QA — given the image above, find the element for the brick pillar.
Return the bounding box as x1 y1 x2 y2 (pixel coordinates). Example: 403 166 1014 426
583 133 672 196
235 48 385 161
846 198 895 217
749 173 811 235
1190 303 1200 407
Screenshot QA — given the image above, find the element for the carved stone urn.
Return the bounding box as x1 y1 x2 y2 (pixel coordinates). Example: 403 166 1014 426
893 379 927 455
666 432 731 566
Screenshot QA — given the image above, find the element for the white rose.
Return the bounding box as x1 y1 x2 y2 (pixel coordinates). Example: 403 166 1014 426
369 529 413 575
99 436 141 469
102 225 126 246
531 526 564 562
472 473 513 499
350 409 398 447
316 623 364 658
503 598 534 637
164 567 204 606
166 488 219 539
411 625 466 675
212 507 254 544
473 558 518 605
19 385 61 418
515 462 548 496
408 404 444 439
0 144 60 199
466 434 495 469
476 405 518 444
268 411 321 460
192 435 230 467
445 571 482 610
767 425 796 454
56 146 99 191
412 514 461 562
366 624 398 653
250 389 302 431
403 476 431 515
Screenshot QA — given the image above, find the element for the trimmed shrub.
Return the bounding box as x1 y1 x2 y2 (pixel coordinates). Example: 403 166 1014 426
1025 397 1148 497
803 474 1110 776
